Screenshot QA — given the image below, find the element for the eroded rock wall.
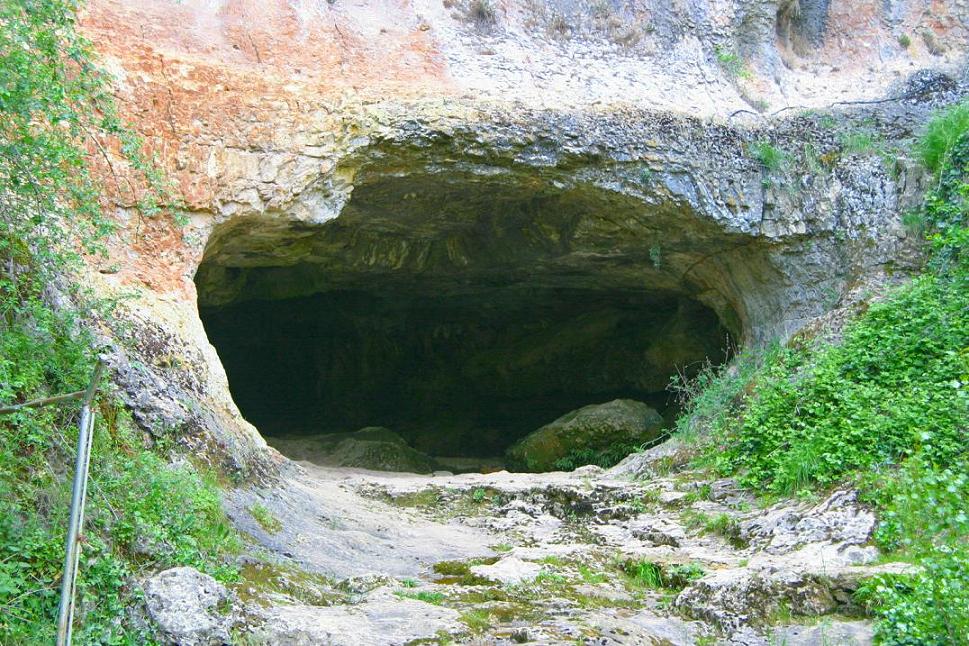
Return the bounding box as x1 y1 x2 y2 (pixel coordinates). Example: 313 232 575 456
77 0 969 470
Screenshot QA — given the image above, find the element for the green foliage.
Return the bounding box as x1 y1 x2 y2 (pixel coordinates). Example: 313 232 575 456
249 503 283 535
717 272 966 493
0 0 177 286
0 1 230 643
0 307 240 643
671 102 969 644
715 46 751 80
919 100 969 174
395 590 446 605
749 140 787 172
855 455 969 645
621 560 664 589
681 510 745 547
617 559 704 591
897 34 911 49
459 608 492 633
576 563 607 584
668 348 770 442
552 443 641 471
840 130 884 155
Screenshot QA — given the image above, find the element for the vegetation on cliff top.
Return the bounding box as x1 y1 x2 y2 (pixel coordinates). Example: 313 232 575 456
0 1 239 643
673 100 969 644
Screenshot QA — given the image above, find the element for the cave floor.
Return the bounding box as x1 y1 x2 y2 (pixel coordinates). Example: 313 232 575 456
224 450 897 645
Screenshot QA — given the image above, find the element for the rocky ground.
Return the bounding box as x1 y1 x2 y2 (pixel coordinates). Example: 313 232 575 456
144 445 903 645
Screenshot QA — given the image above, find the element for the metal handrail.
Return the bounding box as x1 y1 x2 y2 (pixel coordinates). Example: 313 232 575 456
0 359 105 646
55 360 103 646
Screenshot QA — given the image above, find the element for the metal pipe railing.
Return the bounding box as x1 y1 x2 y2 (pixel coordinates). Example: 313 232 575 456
54 359 104 646
0 359 105 646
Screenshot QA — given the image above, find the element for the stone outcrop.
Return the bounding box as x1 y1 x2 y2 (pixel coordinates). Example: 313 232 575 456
507 399 665 471
243 591 462 646
143 567 235 646
250 460 905 643
268 427 440 473
68 0 968 470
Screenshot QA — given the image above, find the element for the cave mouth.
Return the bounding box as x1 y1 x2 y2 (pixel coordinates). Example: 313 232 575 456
200 283 730 464
195 160 747 471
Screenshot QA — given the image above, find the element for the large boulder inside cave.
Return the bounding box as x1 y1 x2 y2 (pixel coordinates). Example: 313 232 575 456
506 399 664 471
268 427 439 473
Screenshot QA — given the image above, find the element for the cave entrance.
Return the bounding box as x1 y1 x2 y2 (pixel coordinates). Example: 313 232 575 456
200 285 728 462
195 162 741 472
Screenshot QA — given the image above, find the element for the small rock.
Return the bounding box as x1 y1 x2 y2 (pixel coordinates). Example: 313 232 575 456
631 517 686 547
659 490 690 505
250 595 461 645
470 557 542 585
144 567 233 646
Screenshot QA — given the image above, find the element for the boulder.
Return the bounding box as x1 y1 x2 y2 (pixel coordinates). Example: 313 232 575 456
269 427 439 473
143 567 234 646
506 399 664 471
469 557 543 585
246 592 461 646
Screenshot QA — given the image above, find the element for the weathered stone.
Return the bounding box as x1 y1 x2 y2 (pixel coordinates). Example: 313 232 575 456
469 557 543 585
506 399 664 471
143 567 233 646
741 489 876 554
594 610 709 645
246 593 461 646
631 517 687 547
268 428 439 473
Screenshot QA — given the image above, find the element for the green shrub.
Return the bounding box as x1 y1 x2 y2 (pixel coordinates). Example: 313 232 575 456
719 271 966 493
919 99 969 174
672 101 969 644
0 1 233 642
552 443 642 471
749 140 787 172
668 347 771 442
715 46 751 79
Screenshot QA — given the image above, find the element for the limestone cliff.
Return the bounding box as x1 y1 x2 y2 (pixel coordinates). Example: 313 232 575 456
77 0 968 470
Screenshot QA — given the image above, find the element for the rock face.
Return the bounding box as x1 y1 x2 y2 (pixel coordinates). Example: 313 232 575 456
268 427 439 473
469 556 543 585
143 567 234 646
70 0 968 471
269 462 905 643
507 399 664 471
245 592 462 646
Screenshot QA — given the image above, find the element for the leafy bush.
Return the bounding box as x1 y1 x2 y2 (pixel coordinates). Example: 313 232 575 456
919 100 969 174
749 140 787 172
668 348 771 443
552 443 642 471
672 101 969 643
0 307 241 644
718 271 966 493
0 1 237 642
858 457 969 645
